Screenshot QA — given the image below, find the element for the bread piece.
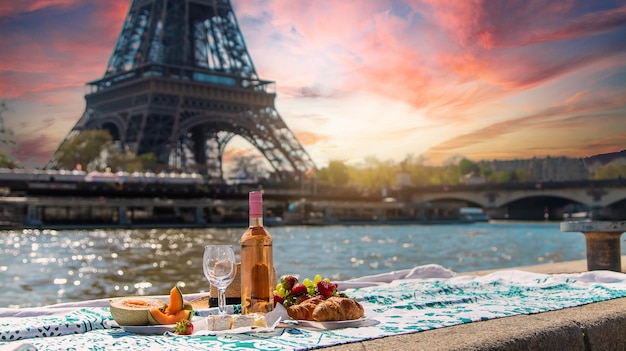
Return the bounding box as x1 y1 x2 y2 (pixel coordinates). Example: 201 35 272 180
312 297 364 321
286 297 322 320
287 297 365 321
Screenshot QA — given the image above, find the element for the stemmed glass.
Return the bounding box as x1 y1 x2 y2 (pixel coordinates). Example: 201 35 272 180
203 245 237 315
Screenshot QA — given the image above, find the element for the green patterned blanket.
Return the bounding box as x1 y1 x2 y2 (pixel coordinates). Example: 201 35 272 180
2 267 626 350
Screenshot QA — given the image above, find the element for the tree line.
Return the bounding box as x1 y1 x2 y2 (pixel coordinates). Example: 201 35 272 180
316 156 625 190
1 106 624 186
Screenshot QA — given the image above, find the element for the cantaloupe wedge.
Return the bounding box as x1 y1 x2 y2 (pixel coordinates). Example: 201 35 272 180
147 285 194 325
164 286 184 315
109 297 166 326
148 308 192 325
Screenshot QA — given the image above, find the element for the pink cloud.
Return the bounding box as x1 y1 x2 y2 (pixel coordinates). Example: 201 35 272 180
32 118 56 133
0 0 83 17
1 2 128 102
409 0 626 91
13 132 58 165
415 0 626 49
500 4 626 47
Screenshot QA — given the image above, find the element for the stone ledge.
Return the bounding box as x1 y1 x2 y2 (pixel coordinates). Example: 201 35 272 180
323 297 626 351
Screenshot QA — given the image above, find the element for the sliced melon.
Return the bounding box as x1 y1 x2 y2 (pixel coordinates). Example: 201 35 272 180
148 308 192 325
164 286 184 315
109 297 166 326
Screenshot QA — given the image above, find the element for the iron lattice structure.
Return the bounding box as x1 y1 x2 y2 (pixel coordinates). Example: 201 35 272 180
52 0 315 180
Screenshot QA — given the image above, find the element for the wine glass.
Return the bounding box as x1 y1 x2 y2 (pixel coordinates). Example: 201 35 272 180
203 245 237 315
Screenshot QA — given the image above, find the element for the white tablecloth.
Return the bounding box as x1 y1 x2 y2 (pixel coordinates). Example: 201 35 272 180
2 264 626 351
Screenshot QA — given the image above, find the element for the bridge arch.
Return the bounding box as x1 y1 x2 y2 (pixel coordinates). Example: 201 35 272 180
497 192 587 208
499 194 588 220
407 180 626 220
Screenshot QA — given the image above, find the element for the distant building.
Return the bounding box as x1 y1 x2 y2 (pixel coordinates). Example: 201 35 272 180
460 171 486 185
479 156 590 182
396 171 412 188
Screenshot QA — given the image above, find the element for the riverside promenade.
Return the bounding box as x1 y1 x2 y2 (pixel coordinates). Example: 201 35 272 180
325 256 626 351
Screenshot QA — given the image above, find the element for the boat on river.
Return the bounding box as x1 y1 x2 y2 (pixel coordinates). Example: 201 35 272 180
458 207 490 222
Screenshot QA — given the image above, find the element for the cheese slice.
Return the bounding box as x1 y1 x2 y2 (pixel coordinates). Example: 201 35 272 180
207 315 232 331
206 314 268 331
232 315 255 329
254 314 267 327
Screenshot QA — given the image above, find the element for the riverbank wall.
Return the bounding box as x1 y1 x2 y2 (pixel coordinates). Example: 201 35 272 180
325 256 626 351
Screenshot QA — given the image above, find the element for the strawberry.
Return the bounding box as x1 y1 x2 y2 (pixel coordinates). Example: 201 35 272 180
174 319 194 335
273 292 284 307
317 281 338 298
290 283 307 296
280 275 298 290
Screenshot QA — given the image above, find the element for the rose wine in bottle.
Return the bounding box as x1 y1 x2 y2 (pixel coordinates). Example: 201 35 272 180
240 191 275 314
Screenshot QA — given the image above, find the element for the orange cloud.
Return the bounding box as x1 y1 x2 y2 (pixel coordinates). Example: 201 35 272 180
583 134 626 156
222 147 259 163
424 87 626 160
293 131 327 146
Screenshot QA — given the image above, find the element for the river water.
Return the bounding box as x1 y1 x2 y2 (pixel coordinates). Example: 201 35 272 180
2 222 622 308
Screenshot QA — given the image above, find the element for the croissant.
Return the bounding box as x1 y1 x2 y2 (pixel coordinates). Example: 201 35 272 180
287 297 364 321
312 296 364 321
286 297 322 320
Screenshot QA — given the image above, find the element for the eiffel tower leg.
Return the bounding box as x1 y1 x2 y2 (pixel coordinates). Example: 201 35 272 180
191 126 208 173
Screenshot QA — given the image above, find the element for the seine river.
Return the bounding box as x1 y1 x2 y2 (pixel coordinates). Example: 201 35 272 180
2 222 621 308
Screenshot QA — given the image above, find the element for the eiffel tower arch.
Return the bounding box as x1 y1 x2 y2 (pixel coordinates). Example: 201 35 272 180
51 0 316 181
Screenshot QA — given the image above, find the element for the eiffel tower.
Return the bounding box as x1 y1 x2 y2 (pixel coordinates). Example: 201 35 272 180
52 0 315 181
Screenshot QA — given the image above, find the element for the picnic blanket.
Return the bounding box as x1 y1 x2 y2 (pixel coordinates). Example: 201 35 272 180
2 264 626 351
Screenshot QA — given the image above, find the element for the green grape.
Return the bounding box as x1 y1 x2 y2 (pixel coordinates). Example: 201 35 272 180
314 274 322 283
323 278 330 282
302 278 313 287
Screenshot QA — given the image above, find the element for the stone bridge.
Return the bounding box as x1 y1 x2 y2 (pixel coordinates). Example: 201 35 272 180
406 180 626 220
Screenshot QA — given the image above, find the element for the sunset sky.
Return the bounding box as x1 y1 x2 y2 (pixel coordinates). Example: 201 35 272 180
1 0 625 170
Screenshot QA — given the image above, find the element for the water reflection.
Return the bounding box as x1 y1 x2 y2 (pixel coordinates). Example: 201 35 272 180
0 228 243 307
0 223 604 308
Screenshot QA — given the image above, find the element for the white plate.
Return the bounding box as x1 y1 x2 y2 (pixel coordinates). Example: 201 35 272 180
120 317 203 335
121 324 175 335
297 317 374 330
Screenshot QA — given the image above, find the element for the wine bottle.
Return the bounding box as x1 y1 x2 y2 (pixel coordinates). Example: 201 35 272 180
240 191 275 314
